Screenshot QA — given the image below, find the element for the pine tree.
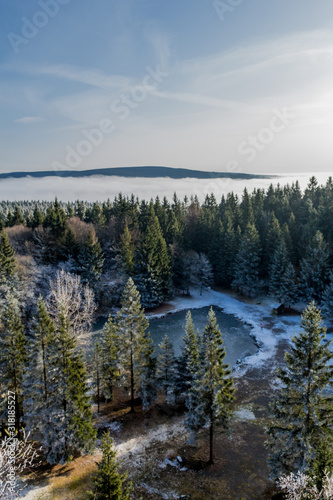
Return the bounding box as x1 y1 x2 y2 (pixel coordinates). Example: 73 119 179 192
0 293 26 432
263 212 282 272
0 230 16 283
93 341 102 414
267 302 333 480
300 231 329 303
232 223 261 297
12 205 24 226
87 432 132 500
185 308 234 464
77 232 104 285
100 315 120 402
156 335 177 404
117 278 155 412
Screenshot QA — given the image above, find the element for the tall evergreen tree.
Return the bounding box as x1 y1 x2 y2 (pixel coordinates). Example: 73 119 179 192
279 262 299 307
267 302 333 480
77 232 104 285
31 203 44 228
185 308 234 464
156 335 177 404
120 226 135 275
0 293 26 432
0 230 16 283
268 239 289 298
299 231 329 303
87 432 132 500
322 272 333 321
232 223 261 297
100 315 120 402
117 278 155 412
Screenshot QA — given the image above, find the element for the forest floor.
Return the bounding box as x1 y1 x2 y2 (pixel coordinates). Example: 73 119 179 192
20 289 318 500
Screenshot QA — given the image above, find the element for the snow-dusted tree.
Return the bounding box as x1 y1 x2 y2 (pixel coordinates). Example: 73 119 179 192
232 223 261 297
87 432 132 500
176 310 199 399
77 231 104 285
100 315 120 402
0 430 42 499
185 307 234 464
279 262 299 307
0 293 26 432
278 470 333 500
0 230 16 283
93 341 102 413
119 225 135 275
268 239 289 298
47 269 96 339
192 254 213 295
267 302 333 480
299 231 329 303
322 272 333 321
117 278 156 412
43 311 96 464
156 335 177 404
25 295 96 464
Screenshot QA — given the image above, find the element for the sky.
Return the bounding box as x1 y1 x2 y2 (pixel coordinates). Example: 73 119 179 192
0 0 333 175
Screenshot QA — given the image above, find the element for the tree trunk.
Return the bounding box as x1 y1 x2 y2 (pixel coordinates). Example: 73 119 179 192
130 349 135 413
209 417 214 465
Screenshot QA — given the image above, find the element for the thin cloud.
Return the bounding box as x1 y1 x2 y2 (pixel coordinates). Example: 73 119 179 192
14 116 44 124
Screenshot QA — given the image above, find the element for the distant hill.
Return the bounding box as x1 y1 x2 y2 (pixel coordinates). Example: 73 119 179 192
0 166 277 180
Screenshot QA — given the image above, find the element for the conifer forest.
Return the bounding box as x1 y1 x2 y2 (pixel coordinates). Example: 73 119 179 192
0 176 333 499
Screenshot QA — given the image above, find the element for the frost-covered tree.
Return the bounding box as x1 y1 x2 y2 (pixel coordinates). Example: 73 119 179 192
193 254 213 295
77 231 104 285
47 269 96 339
100 315 120 402
279 262 299 307
120 225 135 275
267 302 333 480
0 293 26 432
185 307 234 464
232 223 261 297
87 432 132 500
156 335 177 404
0 230 16 283
299 231 329 303
117 278 156 412
93 341 102 414
25 295 96 464
176 310 199 399
278 470 333 500
268 239 289 298
322 272 333 321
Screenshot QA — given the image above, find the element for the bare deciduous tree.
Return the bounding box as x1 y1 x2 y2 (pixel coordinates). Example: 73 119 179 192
47 269 96 338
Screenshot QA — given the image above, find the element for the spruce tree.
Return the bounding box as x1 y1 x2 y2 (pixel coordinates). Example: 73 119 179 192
0 293 26 432
322 272 333 320
299 231 329 303
31 203 44 228
185 308 234 464
156 335 177 404
176 310 199 398
279 262 299 307
93 341 102 414
25 299 96 464
268 239 289 298
232 223 261 297
120 226 135 275
87 432 132 500
117 278 155 412
267 302 333 480
100 315 120 402
77 232 104 285
0 230 16 283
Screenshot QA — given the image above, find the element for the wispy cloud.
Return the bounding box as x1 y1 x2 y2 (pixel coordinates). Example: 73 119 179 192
14 116 44 124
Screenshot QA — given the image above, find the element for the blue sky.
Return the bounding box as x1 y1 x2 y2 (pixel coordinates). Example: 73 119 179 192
1 0 333 174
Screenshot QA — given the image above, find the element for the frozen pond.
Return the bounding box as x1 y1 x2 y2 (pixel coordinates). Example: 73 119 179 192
92 305 258 367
